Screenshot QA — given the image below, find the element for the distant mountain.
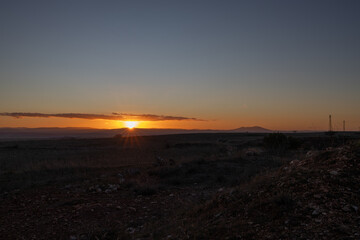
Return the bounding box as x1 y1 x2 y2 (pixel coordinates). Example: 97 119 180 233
0 127 224 140
0 127 124 140
232 126 272 133
0 126 273 141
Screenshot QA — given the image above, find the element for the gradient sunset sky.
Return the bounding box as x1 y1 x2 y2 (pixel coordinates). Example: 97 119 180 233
1 0 359 130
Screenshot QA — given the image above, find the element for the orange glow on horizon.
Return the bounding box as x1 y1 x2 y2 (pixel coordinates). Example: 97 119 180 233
1 115 359 131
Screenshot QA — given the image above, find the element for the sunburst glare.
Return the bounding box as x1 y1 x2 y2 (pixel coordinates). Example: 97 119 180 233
124 121 138 129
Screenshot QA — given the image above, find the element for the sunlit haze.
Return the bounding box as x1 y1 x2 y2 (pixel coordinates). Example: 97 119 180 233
124 121 138 129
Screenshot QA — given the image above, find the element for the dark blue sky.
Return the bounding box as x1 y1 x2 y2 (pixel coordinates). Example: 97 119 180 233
1 0 360 130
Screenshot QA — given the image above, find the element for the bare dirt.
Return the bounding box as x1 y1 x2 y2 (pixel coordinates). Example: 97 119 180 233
0 133 359 239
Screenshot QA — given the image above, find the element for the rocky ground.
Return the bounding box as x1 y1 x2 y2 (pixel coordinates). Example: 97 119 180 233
0 134 359 239
178 145 360 239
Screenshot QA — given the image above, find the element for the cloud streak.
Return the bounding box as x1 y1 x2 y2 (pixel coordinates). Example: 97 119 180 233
0 112 204 121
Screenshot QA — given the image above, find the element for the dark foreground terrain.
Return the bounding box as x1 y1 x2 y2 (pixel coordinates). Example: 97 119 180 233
0 132 359 239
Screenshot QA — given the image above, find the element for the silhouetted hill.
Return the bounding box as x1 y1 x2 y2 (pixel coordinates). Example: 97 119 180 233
0 127 276 140
0 127 224 140
233 126 272 132
0 127 123 140
180 145 360 239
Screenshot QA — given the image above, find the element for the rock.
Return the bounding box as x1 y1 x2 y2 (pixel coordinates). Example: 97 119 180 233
245 150 256 156
69 236 77 240
306 151 315 158
155 156 166 166
337 224 350 234
290 160 299 165
312 209 320 216
342 205 351 212
118 173 125 183
79 234 87 240
108 184 119 191
128 207 137 212
127 168 140 176
329 170 338 176
169 159 175 166
351 205 358 212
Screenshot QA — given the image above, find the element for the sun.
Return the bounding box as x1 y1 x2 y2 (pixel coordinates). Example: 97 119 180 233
124 121 138 129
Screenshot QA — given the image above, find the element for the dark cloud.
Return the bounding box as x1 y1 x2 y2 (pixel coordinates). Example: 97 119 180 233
0 112 204 121
112 113 203 121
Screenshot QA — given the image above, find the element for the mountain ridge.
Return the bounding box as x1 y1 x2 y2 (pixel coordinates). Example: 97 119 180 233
0 126 272 140
233 126 272 132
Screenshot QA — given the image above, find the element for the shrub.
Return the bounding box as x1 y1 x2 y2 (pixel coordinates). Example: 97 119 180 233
134 186 157 196
263 133 301 153
263 133 288 151
287 136 302 149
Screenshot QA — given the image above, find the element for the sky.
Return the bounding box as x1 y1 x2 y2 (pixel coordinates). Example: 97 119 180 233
1 0 359 130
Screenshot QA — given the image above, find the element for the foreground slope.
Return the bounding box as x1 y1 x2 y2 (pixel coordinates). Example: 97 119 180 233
1 134 359 239
182 145 360 239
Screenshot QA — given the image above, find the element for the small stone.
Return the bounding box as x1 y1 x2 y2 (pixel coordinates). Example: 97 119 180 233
329 170 338 176
342 206 351 212
351 205 358 212
69 236 77 240
312 210 320 216
128 207 137 212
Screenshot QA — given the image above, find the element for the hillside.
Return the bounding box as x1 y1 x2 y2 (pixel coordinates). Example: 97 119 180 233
233 126 272 133
0 134 359 239
179 144 360 239
0 127 271 140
